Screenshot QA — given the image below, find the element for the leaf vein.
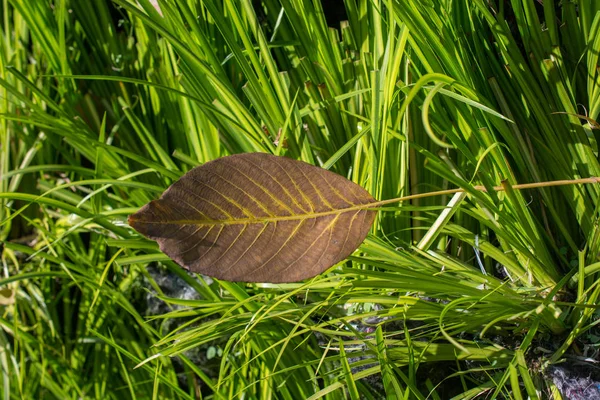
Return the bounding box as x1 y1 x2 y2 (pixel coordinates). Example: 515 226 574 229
221 223 271 275
278 215 341 277
251 220 306 275
293 161 335 210
195 168 275 218
176 185 234 220
241 156 310 213
226 163 295 215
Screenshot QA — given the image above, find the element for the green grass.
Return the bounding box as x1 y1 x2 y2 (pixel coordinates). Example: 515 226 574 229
1 0 600 398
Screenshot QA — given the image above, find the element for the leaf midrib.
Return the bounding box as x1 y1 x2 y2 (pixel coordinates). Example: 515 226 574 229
129 202 376 226
129 177 600 226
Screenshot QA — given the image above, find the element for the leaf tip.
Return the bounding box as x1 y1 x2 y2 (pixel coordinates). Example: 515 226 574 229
127 209 143 230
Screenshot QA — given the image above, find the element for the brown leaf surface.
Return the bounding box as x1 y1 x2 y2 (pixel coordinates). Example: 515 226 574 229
128 153 376 282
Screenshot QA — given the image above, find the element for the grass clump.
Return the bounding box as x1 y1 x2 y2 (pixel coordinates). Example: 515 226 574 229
1 0 600 398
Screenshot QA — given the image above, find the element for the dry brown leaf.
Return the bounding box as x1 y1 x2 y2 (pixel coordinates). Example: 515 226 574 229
128 153 376 282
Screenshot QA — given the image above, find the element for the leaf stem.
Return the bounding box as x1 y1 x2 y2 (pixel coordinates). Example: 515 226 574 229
369 177 600 208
